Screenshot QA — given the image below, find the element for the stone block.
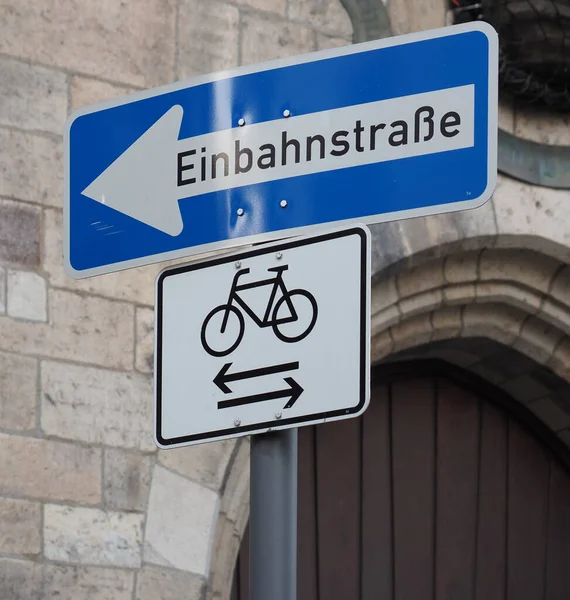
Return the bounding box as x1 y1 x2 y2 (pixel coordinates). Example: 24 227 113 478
398 289 443 320
0 199 40 268
104 449 153 512
550 266 570 308
527 397 570 432
0 433 101 504
136 567 204 600
0 558 42 600
493 175 570 258
218 438 249 526
390 313 432 352
0 56 67 134
42 361 154 451
371 277 398 315
241 13 315 65
238 0 286 15
0 351 36 431
289 0 352 36
371 330 394 362
397 259 445 298
44 565 134 600
136 307 154 373
7 270 47 322
145 466 219 575
547 337 570 382
0 497 41 555
0 129 63 207
71 77 134 112
44 505 143 568
515 107 570 146
444 252 479 284
475 281 542 314
462 303 527 346
443 282 475 305
178 0 239 79
0 289 134 369
43 208 162 306
389 0 446 35
317 34 351 50
0 269 4 314
158 438 235 491
431 306 462 341
0 0 176 88
513 316 565 365
479 248 560 294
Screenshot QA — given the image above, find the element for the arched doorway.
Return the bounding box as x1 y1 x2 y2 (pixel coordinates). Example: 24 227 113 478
230 361 570 600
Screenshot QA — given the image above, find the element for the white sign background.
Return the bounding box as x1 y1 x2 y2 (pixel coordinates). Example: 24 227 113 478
155 225 370 448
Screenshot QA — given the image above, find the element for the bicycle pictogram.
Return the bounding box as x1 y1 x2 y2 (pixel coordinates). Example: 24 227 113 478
200 265 318 357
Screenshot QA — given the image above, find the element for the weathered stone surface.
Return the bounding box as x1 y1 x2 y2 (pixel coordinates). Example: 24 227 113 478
370 221 409 276
0 56 67 134
0 497 41 555
444 252 479 284
44 565 134 600
389 0 446 35
397 259 445 298
158 438 235 490
145 466 219 575
493 175 570 260
7 270 47 322
499 99 515 133
390 313 432 352
0 0 177 88
443 282 475 306
475 281 543 314
316 34 351 50
515 107 570 146
0 199 40 268
44 505 143 567
136 567 204 600
371 277 399 315
289 0 352 36
547 337 570 382
0 129 63 207
0 433 101 504
462 303 527 346
513 316 565 365
42 361 154 451
0 351 36 431
0 289 134 369
104 449 153 512
71 77 134 112
178 0 239 78
136 307 154 373
44 208 162 305
479 248 560 294
241 13 315 65
238 0 286 15
431 306 462 341
0 558 42 600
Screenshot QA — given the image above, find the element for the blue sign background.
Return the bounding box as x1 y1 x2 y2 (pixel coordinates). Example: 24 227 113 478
67 24 495 276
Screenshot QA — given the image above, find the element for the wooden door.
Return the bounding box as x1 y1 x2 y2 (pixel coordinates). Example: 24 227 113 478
230 364 570 600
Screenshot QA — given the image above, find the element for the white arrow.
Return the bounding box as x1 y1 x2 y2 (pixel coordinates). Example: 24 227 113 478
82 105 185 236
81 86 474 236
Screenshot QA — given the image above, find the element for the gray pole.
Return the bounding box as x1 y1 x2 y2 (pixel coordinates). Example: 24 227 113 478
250 428 298 600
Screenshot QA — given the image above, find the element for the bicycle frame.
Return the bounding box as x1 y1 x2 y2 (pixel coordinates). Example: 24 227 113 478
221 267 298 332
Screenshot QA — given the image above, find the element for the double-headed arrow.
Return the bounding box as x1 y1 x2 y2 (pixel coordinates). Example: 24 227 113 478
214 361 303 410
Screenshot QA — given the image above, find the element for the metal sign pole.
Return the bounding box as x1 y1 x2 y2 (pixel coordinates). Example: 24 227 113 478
250 428 298 600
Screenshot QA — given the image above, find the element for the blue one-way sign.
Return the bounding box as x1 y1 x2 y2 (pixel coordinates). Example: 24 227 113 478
65 22 497 278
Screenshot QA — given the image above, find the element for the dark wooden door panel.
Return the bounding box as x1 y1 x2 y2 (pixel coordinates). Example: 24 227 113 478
475 402 508 600
435 379 480 600
315 417 361 600
361 381 393 600
507 420 550 600
231 368 570 600
391 378 436 600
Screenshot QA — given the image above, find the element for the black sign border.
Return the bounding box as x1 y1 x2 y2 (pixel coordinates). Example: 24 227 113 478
155 226 369 447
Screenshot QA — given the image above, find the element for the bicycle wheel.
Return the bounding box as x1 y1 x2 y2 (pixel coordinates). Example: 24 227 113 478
201 304 245 357
272 289 318 343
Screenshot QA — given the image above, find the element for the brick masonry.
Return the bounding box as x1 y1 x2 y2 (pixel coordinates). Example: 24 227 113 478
1 0 570 599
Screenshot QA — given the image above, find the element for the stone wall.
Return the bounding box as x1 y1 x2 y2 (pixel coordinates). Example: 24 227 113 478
0 1 352 599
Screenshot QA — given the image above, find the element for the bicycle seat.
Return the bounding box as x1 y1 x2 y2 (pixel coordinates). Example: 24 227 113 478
267 265 289 273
